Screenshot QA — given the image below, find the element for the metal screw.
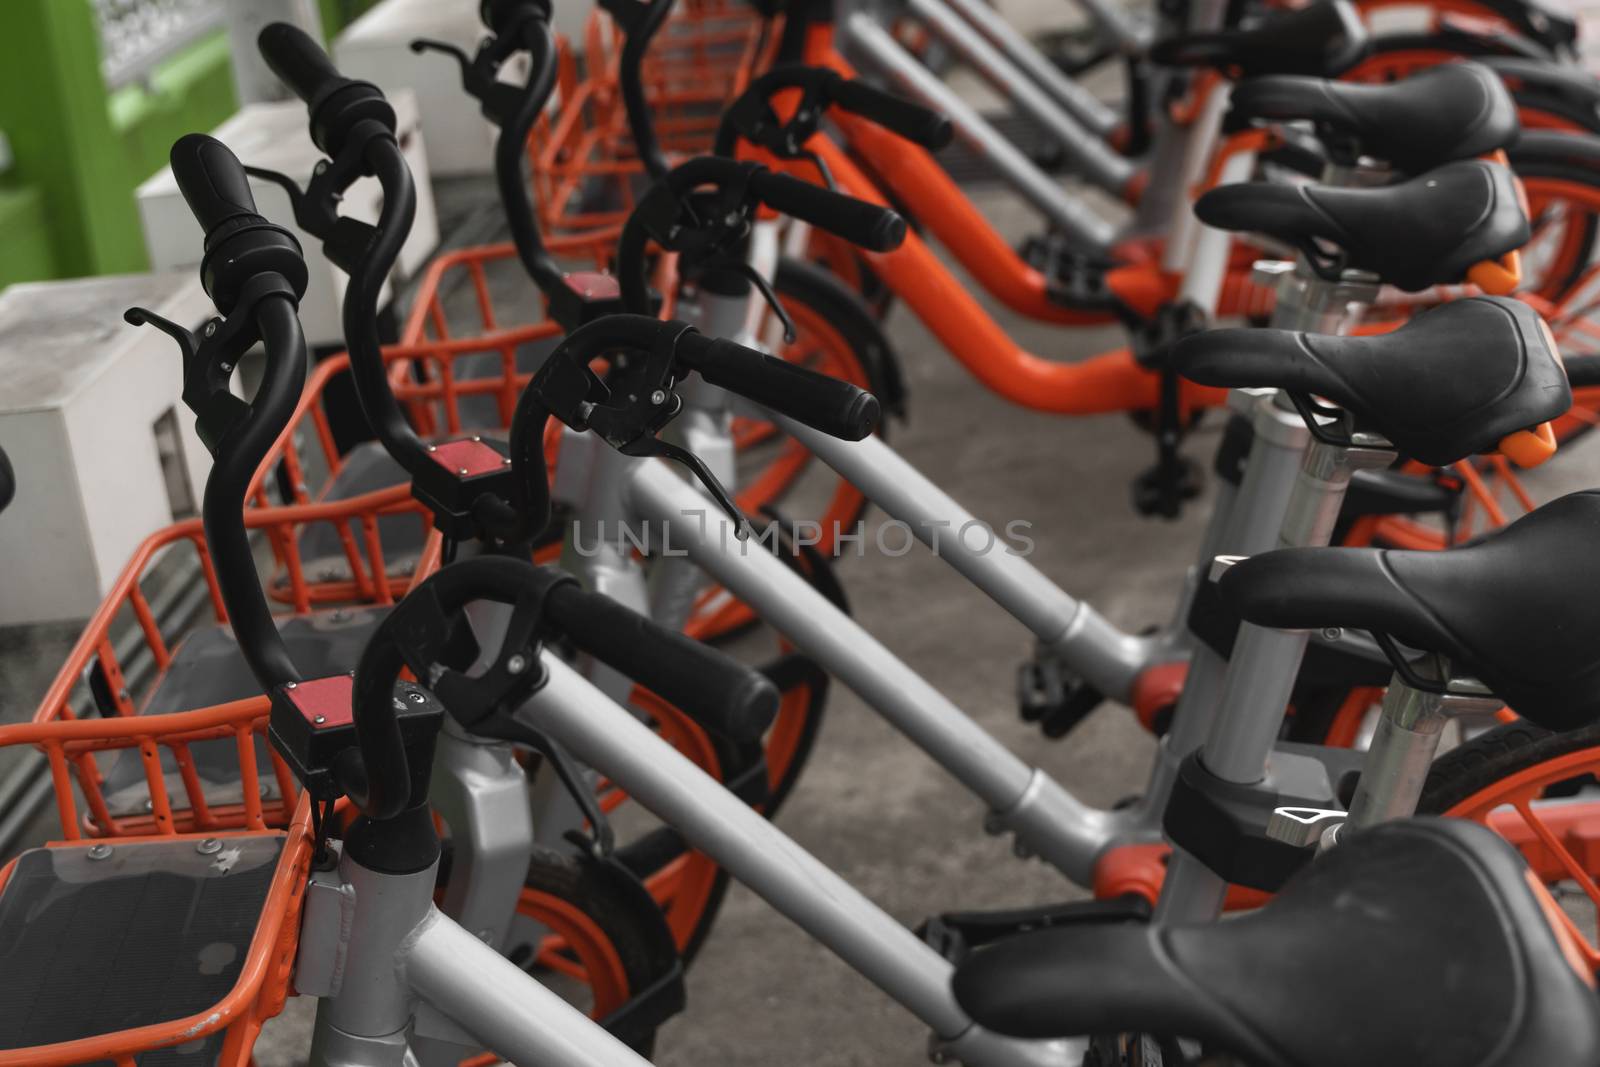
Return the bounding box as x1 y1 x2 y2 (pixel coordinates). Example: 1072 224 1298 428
203 321 218 338
427 444 437 453
314 159 329 175
1321 627 1343 642
407 690 427 704
313 715 326 725
501 457 512 466
649 389 667 405
196 838 222 855
87 844 113 860
143 799 154 813
506 654 528 675
472 435 482 442
458 467 470 476
219 363 232 373
286 681 297 690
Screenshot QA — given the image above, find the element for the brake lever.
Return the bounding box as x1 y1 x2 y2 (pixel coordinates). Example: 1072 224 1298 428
124 272 294 455
410 34 530 129
244 161 379 273
530 327 751 533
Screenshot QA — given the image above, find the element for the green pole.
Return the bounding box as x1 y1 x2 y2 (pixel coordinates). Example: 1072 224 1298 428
0 0 138 278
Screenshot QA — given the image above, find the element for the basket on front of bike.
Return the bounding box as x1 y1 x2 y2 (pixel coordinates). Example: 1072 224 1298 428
531 1 777 242
0 709 313 1066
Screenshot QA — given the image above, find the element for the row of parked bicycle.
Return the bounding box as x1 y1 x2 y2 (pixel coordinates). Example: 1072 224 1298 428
4 0 1600 1063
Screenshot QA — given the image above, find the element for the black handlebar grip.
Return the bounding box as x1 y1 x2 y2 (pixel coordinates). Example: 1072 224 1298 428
749 171 907 253
829 78 954 151
547 582 780 744
1564 354 1600 389
258 22 345 105
678 332 881 441
169 133 263 239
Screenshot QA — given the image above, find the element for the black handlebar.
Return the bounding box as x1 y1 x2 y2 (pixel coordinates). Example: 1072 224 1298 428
747 170 907 252
258 21 345 105
258 23 395 157
617 0 676 181
827 77 953 151
714 65 954 159
547 581 780 744
147 137 310 694
170 132 265 237
676 331 880 441
617 156 905 317
352 556 780 818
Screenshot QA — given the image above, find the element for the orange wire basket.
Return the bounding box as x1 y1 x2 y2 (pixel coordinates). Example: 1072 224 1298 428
0 707 313 1066
531 1 780 243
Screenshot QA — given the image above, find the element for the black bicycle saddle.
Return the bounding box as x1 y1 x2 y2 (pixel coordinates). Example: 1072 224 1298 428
1196 159 1528 292
1229 62 1518 175
1150 0 1368 78
952 818 1600 1065
1173 296 1570 467
1220 489 1600 731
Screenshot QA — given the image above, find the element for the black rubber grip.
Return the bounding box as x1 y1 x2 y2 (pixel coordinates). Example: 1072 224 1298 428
169 133 262 236
258 22 346 104
677 332 881 441
1565 354 1600 389
547 582 780 744
829 78 954 151
749 171 907 252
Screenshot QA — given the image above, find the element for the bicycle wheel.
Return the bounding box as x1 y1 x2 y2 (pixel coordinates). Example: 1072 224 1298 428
1419 720 1600 973
505 848 684 1057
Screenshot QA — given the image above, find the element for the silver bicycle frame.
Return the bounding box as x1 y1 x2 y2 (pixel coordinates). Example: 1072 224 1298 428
835 9 1118 251
301 839 653 1067
882 0 1137 195
524 654 1078 1067
935 0 1130 135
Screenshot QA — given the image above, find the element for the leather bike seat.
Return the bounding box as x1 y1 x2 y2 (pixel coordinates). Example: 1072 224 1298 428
1229 62 1518 175
951 818 1600 1065
1195 159 1529 292
1172 296 1570 467
1220 489 1600 730
1150 0 1368 78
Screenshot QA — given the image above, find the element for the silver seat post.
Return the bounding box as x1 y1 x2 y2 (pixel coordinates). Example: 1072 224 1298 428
1155 425 1398 923
1142 261 1382 814
1339 672 1501 835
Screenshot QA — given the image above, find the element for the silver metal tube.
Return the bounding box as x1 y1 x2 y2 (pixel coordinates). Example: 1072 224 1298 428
903 0 1135 194
525 658 1071 1065
624 460 1119 878
1161 83 1234 279
1343 682 1448 830
841 12 1116 252
936 0 1121 134
769 414 1159 700
407 906 654 1067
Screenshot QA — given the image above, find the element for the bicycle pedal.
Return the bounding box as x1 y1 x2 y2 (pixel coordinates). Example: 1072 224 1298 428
918 897 1151 964
1130 456 1203 519
1017 659 1105 737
